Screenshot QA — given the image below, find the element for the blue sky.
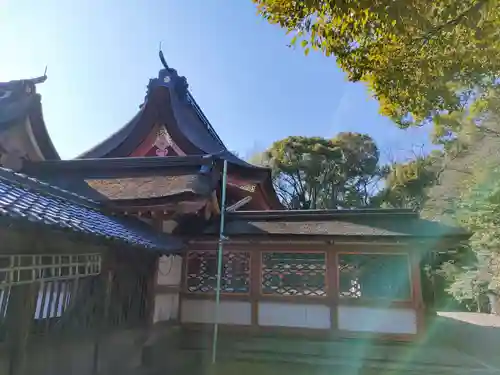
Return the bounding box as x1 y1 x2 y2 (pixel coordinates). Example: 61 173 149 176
1 0 432 161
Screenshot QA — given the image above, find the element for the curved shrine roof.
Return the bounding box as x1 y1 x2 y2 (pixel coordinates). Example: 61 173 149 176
77 61 282 209
0 76 60 160
0 61 282 209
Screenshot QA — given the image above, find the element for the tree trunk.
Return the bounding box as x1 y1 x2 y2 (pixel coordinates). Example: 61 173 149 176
488 292 499 315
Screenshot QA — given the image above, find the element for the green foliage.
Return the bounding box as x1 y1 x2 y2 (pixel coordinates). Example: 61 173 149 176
259 133 381 209
374 152 442 210
253 0 500 131
440 165 500 311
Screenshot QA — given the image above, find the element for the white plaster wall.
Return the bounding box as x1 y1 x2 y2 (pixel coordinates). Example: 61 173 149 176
156 255 182 286
337 306 417 334
153 255 183 324
181 299 252 325
258 302 331 329
153 293 179 323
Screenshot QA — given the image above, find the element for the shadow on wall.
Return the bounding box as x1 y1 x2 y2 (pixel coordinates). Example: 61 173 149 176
0 328 147 375
424 312 500 368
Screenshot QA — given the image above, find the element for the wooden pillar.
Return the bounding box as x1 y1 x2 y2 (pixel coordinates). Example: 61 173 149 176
146 256 160 326
326 249 338 334
5 283 37 375
410 251 425 336
250 250 261 329
178 253 188 324
147 214 165 325
92 254 114 375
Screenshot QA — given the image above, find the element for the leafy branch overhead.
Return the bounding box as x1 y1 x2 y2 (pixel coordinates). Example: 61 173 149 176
253 0 500 131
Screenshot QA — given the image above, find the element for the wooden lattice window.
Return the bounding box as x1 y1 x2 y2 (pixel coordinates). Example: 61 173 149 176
0 254 101 286
186 251 250 294
338 253 411 300
261 252 326 296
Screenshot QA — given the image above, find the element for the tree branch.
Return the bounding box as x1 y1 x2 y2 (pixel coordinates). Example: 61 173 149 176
416 0 489 43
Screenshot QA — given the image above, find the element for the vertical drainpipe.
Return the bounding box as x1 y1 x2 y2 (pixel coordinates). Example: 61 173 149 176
212 159 228 364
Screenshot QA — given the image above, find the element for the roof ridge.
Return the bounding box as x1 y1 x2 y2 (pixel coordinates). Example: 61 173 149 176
31 154 215 168
186 91 226 148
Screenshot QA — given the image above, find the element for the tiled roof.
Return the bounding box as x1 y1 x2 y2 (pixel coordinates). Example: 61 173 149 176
0 167 183 252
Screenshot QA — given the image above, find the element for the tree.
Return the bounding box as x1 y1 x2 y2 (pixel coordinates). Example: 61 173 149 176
253 0 500 131
258 133 382 209
437 165 500 313
374 151 442 210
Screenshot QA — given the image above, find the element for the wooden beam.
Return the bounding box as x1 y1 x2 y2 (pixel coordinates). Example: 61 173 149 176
327 250 338 333
226 196 252 212
211 191 220 215
152 211 166 231
203 201 212 221
93 252 114 375
250 251 261 329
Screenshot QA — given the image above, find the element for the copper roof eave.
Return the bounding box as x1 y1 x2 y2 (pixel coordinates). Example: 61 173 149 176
23 155 215 178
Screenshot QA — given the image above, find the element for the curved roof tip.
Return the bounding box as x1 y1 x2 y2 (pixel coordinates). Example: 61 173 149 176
29 66 48 85
159 42 169 70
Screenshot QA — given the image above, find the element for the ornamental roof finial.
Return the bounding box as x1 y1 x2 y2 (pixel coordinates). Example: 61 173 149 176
159 41 169 70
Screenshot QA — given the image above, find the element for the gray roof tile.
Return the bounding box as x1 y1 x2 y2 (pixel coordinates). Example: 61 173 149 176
0 167 183 252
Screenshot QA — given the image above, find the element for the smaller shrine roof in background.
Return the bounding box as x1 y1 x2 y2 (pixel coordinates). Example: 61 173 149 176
0 167 184 253
0 75 60 160
198 209 470 240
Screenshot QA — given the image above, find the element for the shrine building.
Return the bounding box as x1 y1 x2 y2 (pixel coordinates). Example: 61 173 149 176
0 53 470 366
